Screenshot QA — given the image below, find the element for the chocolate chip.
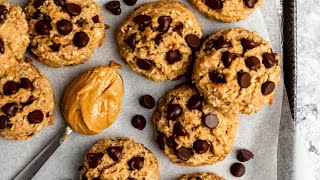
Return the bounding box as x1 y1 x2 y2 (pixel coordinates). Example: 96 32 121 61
237 149 254 162
158 16 172 33
92 15 99 23
230 163 246 177
139 95 155 109
27 110 44 124
127 178 137 180
193 140 209 154
156 132 165 150
56 19 73 35
261 81 275 95
0 38 5 54
244 0 258 8
196 178 202 180
128 157 144 170
166 136 177 149
205 36 231 51
3 81 18 95
155 34 162 45
125 34 136 50
32 10 41 19
19 78 34 91
245 56 260 70
76 18 88 26
35 20 52 35
107 146 123 161
73 31 89 48
176 147 194 161
241 38 257 51
187 94 203 110
237 72 251 88
136 59 153 70
262 52 276 68
209 70 226 83
173 122 188 137
222 51 237 68
185 34 201 50
54 0 66 7
0 115 8 129
205 0 223 10
0 5 8 23
33 0 45 9
21 96 36 106
49 43 60 52
131 115 146 130
42 14 51 21
124 0 137 6
66 3 81 16
105 1 121 15
1 103 18 117
173 23 183 36
87 153 103 168
166 50 182 64
133 15 151 30
167 104 182 120
202 114 219 129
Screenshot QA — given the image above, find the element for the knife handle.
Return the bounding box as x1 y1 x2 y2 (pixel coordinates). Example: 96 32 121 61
13 126 73 180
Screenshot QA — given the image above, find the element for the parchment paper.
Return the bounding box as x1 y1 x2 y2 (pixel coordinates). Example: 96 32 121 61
0 0 284 179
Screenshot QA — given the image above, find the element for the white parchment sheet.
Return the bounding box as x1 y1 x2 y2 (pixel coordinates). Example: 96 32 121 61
0 0 283 179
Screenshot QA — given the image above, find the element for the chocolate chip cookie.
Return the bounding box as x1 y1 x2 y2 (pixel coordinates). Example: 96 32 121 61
193 27 281 114
117 0 202 81
80 137 160 180
0 0 29 76
188 0 265 22
0 58 54 140
153 85 238 166
179 172 225 180
25 0 105 67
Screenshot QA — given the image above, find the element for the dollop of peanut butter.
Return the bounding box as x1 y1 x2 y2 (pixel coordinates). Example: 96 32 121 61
62 62 123 135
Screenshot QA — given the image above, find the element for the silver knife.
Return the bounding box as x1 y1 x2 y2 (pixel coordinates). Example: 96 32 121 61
13 126 73 180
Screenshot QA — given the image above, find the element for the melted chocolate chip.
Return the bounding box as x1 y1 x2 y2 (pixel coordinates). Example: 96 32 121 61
0 115 8 129
222 51 237 68
107 146 123 161
92 15 99 23
185 34 201 50
158 16 172 32
125 34 136 50
133 15 151 30
0 5 8 23
131 115 146 130
166 136 177 149
205 0 223 10
66 3 81 16
205 36 231 51
3 81 19 95
76 18 88 27
176 147 194 161
54 0 66 7
19 78 34 91
0 38 4 54
105 1 121 15
261 81 275 95
73 31 89 48
262 52 276 68
27 110 44 124
245 56 260 70
241 38 258 51
128 157 144 170
87 153 103 168
155 34 162 45
35 20 52 35
202 114 219 128
209 70 226 83
139 95 155 109
237 72 251 88
167 104 182 120
49 43 60 52
166 50 182 64
187 94 203 110
33 0 45 9
156 132 165 150
1 103 18 117
136 59 153 70
21 96 36 106
173 23 183 36
173 122 188 137
56 19 73 35
193 140 209 154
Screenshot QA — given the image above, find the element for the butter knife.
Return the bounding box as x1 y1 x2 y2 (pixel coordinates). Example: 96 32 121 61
13 126 73 180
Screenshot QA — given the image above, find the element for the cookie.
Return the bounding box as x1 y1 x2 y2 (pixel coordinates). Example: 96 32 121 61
153 85 238 166
62 62 123 135
0 58 54 140
179 172 225 180
80 137 160 180
0 0 30 76
25 0 105 67
117 0 202 81
188 0 265 22
193 27 281 114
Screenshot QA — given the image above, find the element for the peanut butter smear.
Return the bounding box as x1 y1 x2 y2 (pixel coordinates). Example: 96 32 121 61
62 62 123 135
